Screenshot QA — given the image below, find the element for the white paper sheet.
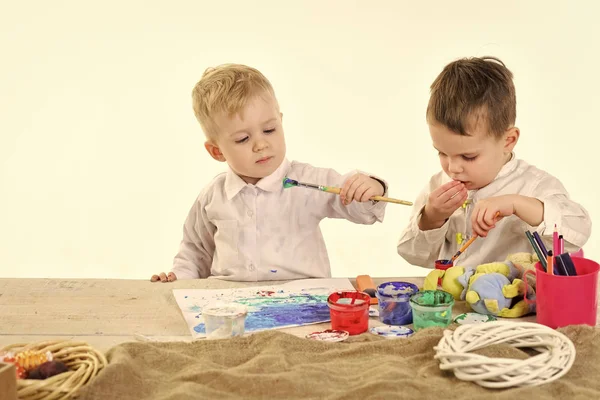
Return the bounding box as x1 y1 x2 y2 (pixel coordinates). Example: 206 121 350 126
173 278 355 339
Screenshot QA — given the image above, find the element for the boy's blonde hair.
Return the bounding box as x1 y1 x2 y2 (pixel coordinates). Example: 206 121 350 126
426 56 516 138
191 64 276 139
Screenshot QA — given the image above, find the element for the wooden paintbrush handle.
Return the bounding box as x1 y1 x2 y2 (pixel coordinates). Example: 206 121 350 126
451 236 477 262
323 187 342 194
371 196 413 206
450 212 501 262
323 187 412 206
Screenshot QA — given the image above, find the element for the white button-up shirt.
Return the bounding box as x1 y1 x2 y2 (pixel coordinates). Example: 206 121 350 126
397 153 591 269
172 159 386 281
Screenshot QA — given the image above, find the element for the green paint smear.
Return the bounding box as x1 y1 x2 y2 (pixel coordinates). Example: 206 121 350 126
412 290 453 306
413 312 452 329
282 178 296 188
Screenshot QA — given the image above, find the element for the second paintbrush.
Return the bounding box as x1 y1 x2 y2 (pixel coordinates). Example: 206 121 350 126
283 177 413 206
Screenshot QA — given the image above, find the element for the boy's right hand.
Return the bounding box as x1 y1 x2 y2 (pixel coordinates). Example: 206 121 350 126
419 181 468 230
150 272 177 282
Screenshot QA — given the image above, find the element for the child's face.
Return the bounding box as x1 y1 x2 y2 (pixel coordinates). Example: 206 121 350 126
206 93 286 185
429 120 518 190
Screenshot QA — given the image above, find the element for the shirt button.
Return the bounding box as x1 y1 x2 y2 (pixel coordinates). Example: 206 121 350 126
247 210 254 217
249 264 256 271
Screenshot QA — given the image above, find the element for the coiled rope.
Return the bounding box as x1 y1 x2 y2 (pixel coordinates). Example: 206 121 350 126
433 321 576 388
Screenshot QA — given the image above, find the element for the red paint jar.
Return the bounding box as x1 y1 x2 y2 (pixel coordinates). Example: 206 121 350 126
434 259 453 286
327 291 370 335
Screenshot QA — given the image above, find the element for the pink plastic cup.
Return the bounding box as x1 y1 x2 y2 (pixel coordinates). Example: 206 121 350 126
524 257 599 329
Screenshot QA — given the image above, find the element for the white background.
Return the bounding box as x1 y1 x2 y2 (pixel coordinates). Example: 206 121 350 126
1 1 597 279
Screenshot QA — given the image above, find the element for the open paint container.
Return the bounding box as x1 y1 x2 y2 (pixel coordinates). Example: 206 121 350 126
434 259 453 286
202 302 248 339
375 281 419 325
434 259 453 270
327 291 370 335
409 290 454 331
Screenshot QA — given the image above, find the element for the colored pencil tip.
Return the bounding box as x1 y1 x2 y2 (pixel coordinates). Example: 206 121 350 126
282 177 298 188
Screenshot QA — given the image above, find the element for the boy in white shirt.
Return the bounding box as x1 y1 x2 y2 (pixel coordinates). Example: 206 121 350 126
397 56 591 268
152 64 387 282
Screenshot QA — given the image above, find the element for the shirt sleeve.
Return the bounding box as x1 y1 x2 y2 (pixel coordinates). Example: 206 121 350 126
397 176 449 268
530 174 591 250
171 194 215 280
298 164 387 224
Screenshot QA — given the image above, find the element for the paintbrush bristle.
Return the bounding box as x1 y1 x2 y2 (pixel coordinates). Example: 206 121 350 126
283 177 298 188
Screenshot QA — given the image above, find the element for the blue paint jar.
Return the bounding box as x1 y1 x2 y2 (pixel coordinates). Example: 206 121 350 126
376 281 419 326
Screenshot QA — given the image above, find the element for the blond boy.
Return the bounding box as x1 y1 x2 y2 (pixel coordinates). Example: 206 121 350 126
398 57 591 268
152 64 387 282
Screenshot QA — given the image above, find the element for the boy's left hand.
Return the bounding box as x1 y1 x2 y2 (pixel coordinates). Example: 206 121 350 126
471 195 517 237
340 174 385 205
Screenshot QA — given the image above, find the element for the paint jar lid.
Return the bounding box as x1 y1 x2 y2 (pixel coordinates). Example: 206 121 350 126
454 312 496 325
202 302 247 318
376 281 419 301
370 325 414 338
305 329 349 342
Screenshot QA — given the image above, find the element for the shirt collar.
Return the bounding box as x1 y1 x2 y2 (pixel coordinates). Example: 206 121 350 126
494 151 518 180
468 151 518 198
224 158 291 200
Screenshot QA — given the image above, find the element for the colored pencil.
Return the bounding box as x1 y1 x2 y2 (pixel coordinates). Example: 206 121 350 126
532 231 548 256
547 251 554 276
526 230 547 270
553 225 559 256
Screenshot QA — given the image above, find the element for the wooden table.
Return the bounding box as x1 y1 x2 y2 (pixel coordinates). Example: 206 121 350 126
0 277 524 351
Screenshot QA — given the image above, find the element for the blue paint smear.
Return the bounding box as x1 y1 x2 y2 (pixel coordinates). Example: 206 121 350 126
192 293 331 334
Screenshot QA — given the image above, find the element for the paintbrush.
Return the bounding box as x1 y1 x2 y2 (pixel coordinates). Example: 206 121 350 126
450 212 501 263
283 177 413 206
450 236 476 263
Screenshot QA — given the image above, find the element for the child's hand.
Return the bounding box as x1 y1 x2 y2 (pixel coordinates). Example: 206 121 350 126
340 174 385 205
420 181 468 229
150 272 178 282
471 195 516 237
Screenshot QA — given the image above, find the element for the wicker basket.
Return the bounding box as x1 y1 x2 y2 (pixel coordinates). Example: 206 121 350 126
1 340 107 400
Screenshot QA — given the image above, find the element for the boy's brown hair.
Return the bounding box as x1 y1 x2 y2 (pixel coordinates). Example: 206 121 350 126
426 56 516 138
191 64 276 139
